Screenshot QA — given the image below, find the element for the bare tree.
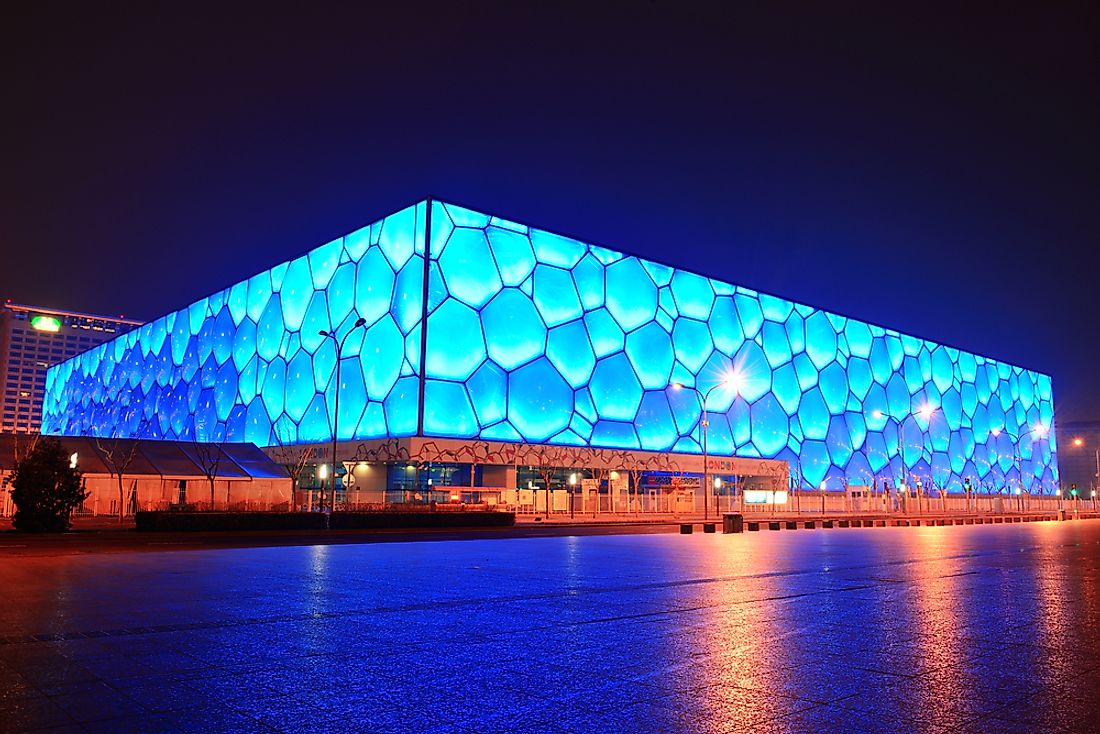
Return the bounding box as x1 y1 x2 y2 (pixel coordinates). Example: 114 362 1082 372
627 459 645 514
269 429 317 511
95 435 143 525
588 448 614 514
191 441 224 510
532 444 568 518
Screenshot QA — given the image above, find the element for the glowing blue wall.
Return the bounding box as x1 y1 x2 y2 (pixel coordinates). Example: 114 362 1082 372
43 199 1058 492
44 203 427 446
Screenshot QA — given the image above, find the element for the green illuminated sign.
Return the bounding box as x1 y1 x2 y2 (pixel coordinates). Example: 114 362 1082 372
30 315 62 332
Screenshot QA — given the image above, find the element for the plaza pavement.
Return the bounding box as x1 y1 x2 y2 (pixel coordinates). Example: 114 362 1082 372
1 520 1098 732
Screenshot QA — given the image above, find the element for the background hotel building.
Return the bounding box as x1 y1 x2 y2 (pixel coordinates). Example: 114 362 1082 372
0 302 140 434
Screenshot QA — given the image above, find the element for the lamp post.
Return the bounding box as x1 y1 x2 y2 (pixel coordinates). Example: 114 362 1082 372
669 374 740 521
873 404 937 508
1070 436 1100 508
993 423 1048 509
318 317 367 514
568 472 577 519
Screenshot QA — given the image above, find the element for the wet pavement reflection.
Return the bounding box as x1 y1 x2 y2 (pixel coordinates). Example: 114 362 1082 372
2 521 1100 732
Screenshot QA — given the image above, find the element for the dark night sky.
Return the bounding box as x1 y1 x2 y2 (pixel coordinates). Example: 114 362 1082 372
3 3 1098 420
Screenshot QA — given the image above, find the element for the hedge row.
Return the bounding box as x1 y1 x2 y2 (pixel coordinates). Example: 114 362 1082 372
329 511 515 530
134 510 515 532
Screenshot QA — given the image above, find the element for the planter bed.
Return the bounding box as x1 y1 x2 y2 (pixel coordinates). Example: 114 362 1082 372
135 510 515 532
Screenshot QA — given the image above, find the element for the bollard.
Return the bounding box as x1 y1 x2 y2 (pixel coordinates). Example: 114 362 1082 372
838 520 850 528
703 523 716 533
786 521 798 530
863 520 875 527
747 521 761 531
874 520 886 527
680 524 693 534
804 521 817 529
823 520 834 528
723 513 744 533
768 521 781 531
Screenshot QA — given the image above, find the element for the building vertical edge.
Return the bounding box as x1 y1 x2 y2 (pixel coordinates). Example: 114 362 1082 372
415 197 433 437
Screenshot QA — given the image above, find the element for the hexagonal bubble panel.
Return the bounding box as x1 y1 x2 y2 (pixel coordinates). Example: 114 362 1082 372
423 380 478 437
425 299 485 381
589 353 643 422
438 228 502 308
624 322 673 390
605 258 657 331
532 264 583 327
481 289 547 370
42 198 1058 495
547 320 597 388
507 357 573 441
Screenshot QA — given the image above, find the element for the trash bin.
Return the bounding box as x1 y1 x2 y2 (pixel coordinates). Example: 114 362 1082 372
1058 509 1067 521
723 513 744 533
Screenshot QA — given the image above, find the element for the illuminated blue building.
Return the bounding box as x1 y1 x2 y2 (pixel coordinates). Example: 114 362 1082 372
43 199 1058 494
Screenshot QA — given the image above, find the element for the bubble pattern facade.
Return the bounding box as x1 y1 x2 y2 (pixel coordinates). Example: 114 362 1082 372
44 203 428 448
44 200 1058 493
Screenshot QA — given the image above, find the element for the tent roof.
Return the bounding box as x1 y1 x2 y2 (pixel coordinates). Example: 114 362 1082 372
0 435 288 480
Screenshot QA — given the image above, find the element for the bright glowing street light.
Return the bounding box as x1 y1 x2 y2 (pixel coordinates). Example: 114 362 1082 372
69 452 79 469
669 371 741 520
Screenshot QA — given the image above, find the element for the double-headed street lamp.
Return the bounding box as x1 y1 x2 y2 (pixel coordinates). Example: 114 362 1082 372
669 373 740 521
873 403 936 501
992 423 1048 500
318 317 367 514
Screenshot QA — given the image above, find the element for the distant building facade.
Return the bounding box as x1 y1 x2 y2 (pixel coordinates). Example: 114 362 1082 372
0 302 141 433
1056 420 1100 496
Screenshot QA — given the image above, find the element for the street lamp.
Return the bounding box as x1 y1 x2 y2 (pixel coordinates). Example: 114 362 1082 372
568 472 577 519
1069 436 1100 505
993 423 1048 503
669 372 741 520
318 316 368 514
